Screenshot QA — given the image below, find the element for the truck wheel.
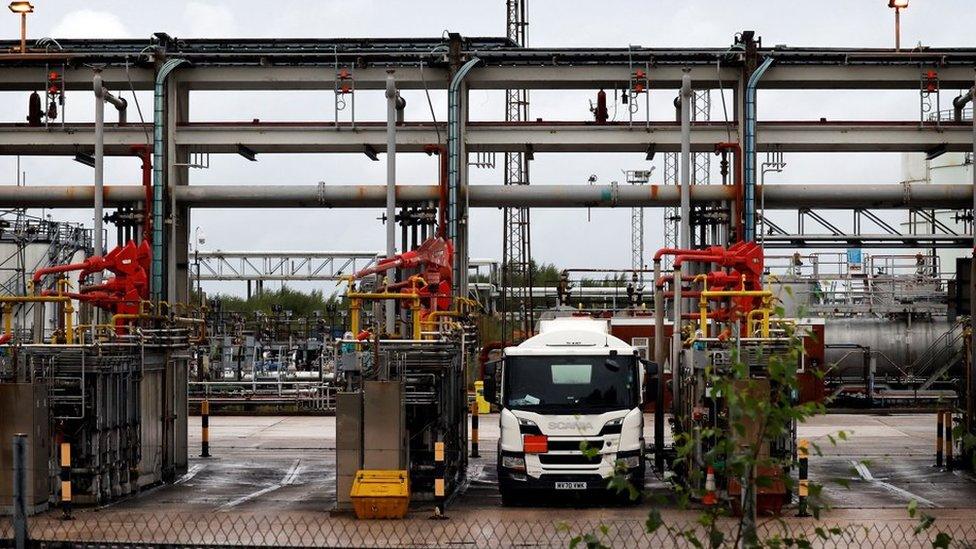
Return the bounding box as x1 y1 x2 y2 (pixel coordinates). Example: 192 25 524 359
500 488 522 507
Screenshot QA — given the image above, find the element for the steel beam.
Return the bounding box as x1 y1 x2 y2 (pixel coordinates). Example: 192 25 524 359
2 121 972 155
761 234 973 248
197 250 381 281
3 64 975 92
0 183 971 210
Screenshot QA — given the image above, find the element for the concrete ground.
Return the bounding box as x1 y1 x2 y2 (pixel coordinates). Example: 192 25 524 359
109 412 976 515
18 412 975 546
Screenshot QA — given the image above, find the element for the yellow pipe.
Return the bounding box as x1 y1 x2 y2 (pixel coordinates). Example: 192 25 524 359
0 295 73 342
421 310 464 340
349 298 361 336
64 302 74 344
692 274 710 338
746 308 773 338
111 313 153 327
409 301 422 340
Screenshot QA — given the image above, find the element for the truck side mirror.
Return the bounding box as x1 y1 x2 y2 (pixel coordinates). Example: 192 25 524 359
639 360 658 405
483 361 499 405
643 360 659 380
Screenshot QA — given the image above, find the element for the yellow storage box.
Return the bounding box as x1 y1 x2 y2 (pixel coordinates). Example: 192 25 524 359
350 470 410 519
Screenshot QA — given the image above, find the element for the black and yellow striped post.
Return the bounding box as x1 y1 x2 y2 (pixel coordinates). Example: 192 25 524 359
470 402 480 458
432 439 447 518
797 438 810 517
936 410 944 468
944 410 954 471
200 399 211 458
59 441 72 520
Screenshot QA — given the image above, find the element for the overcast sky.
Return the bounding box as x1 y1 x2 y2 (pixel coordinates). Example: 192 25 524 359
1 0 973 296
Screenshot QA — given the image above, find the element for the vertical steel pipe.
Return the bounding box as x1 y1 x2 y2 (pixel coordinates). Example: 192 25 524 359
653 259 665 474
385 70 397 335
93 71 105 284
680 70 692 250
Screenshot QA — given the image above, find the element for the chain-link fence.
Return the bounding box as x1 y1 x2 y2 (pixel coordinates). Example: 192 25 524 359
2 511 976 548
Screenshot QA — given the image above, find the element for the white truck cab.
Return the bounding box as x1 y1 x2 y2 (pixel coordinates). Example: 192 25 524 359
484 317 649 504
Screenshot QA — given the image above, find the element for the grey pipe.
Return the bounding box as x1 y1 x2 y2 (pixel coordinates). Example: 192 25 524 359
671 264 682 427
385 70 397 335
93 71 105 284
971 71 976 432
680 69 692 250
953 86 975 122
1 183 974 210
92 69 128 285
653 259 665 474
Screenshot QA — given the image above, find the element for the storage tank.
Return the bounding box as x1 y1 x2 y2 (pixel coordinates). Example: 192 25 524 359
901 116 972 275
823 316 959 379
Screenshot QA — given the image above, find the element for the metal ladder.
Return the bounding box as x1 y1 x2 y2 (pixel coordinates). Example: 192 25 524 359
909 319 967 391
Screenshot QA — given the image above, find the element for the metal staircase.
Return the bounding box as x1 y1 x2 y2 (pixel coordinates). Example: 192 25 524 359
909 318 967 391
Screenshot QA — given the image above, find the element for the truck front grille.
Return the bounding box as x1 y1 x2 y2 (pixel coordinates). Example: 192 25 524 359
538 453 603 465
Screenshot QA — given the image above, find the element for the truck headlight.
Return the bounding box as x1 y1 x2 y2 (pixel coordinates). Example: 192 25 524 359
502 455 526 471
617 455 641 469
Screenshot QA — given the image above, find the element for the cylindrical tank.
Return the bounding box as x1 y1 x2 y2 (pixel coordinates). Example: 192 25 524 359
824 317 959 378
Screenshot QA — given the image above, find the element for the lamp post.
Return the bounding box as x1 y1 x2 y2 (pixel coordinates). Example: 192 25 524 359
889 0 908 52
8 1 32 54
194 227 206 307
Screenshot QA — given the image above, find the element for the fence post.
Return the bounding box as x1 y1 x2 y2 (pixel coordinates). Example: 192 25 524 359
200 398 211 458
936 410 944 468
945 410 954 471
431 439 447 519
60 441 73 520
470 402 480 458
12 433 28 549
797 438 810 517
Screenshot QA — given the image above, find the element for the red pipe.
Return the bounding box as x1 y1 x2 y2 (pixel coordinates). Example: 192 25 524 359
674 253 724 268
131 145 153 244
715 142 743 242
32 257 101 285
653 248 717 261
425 144 448 239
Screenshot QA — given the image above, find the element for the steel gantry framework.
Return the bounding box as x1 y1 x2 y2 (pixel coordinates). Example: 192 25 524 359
501 0 534 342
195 250 381 282
0 33 974 305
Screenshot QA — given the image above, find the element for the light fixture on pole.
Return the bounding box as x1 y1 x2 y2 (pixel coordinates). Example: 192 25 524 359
194 227 206 306
8 1 33 54
888 0 908 52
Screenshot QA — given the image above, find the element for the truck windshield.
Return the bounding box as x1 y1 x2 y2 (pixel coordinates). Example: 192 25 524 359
504 355 638 413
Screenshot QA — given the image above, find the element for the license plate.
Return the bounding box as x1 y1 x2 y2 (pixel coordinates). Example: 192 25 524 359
555 481 587 490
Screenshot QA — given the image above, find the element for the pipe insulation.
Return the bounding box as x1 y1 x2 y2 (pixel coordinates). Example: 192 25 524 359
448 57 480 297
744 56 775 242
1 183 971 210
151 58 187 300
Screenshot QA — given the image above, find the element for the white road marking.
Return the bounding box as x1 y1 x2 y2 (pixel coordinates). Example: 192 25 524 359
174 464 205 485
850 459 937 508
218 459 303 510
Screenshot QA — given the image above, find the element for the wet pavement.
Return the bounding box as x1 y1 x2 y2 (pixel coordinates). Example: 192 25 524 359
100 413 976 519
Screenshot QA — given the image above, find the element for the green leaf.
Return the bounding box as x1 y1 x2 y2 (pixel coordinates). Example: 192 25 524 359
933 531 952 549
645 509 663 533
